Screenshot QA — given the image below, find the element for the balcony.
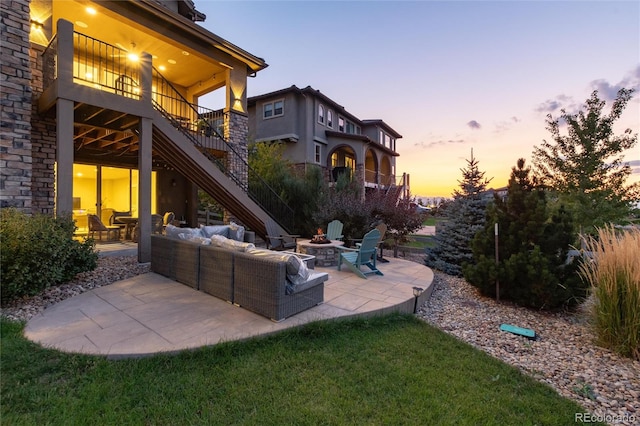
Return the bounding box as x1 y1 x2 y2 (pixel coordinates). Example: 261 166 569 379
40 21 229 157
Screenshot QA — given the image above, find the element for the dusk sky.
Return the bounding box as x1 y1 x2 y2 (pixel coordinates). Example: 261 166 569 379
196 1 640 198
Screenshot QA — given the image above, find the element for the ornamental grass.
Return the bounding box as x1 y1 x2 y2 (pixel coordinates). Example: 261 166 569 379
580 225 640 361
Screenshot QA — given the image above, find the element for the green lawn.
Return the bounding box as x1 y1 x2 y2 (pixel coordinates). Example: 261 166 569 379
423 216 446 226
1 314 597 425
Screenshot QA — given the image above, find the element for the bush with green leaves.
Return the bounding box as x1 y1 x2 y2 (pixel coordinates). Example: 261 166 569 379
0 208 98 305
463 159 587 310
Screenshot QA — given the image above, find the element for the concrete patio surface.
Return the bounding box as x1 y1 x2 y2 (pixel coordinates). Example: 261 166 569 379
24 257 434 359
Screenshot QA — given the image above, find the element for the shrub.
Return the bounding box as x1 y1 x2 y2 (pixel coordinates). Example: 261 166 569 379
463 159 587 309
579 225 640 361
0 209 98 305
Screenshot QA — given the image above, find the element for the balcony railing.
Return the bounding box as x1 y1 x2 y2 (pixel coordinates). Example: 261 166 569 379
364 168 395 187
42 28 295 232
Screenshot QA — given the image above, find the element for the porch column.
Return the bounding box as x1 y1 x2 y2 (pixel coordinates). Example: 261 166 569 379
137 53 153 263
55 98 74 216
54 20 75 217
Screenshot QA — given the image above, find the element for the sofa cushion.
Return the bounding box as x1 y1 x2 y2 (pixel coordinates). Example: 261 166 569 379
228 222 245 242
165 225 205 240
287 271 328 295
245 248 310 285
209 234 255 252
201 225 230 239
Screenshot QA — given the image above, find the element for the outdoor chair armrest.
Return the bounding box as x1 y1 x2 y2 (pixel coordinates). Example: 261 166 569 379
336 246 359 252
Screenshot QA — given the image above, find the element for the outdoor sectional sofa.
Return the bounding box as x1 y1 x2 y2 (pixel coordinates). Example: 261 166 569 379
150 227 328 321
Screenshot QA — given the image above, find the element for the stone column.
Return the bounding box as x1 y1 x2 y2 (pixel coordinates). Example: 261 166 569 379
0 0 32 212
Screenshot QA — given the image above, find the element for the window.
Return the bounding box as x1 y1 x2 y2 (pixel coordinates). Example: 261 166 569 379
318 104 325 124
346 121 355 134
327 110 333 128
263 99 284 119
314 143 322 164
338 116 345 132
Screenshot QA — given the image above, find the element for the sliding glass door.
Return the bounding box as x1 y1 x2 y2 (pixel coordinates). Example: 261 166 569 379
72 163 156 233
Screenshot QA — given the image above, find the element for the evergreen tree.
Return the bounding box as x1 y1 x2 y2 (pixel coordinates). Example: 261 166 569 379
425 149 492 276
532 88 639 235
463 159 587 309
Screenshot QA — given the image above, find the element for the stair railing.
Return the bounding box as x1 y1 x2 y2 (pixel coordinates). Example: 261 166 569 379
151 68 294 231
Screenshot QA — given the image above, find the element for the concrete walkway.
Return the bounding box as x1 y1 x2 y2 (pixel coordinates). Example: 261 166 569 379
24 258 434 359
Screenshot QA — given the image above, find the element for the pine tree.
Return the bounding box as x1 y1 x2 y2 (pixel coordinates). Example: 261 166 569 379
425 149 492 276
463 159 587 309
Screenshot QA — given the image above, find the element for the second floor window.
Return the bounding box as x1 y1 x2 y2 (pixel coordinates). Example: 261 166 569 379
327 110 333 128
263 99 284 119
338 116 345 132
318 105 325 124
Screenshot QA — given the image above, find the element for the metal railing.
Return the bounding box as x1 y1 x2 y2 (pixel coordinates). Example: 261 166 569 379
151 68 295 231
364 168 395 186
40 30 294 231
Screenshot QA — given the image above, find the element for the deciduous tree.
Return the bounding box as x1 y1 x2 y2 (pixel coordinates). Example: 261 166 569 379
532 88 639 235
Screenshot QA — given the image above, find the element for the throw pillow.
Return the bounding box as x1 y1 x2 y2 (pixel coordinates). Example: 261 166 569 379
245 248 310 285
228 222 245 242
201 225 230 239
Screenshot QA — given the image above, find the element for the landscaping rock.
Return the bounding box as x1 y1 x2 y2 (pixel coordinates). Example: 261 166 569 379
418 271 639 426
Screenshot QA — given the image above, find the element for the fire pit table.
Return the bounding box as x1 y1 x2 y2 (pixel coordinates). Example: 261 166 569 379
296 239 344 267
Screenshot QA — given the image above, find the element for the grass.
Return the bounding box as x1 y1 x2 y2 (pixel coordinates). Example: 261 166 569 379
422 216 446 227
580 225 640 361
1 314 597 425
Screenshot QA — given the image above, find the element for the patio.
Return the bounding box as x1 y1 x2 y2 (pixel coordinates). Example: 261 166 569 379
24 246 433 359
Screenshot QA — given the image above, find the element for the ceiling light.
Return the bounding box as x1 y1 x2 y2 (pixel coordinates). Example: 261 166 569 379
86 7 97 15
127 53 139 62
181 51 189 56
158 65 166 71
75 21 88 28
167 59 176 65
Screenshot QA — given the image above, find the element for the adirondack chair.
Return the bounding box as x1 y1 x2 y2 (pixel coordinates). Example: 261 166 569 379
325 220 344 241
354 223 388 262
337 228 383 279
265 218 300 251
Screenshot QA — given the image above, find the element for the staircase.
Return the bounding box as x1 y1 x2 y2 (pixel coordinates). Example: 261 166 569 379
150 69 294 240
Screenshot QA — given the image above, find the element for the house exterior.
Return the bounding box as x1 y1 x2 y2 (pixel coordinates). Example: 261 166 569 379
1 0 292 261
247 85 409 197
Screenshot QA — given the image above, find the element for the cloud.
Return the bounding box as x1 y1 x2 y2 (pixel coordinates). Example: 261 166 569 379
590 65 640 101
535 94 575 114
467 120 481 130
493 116 521 134
626 159 640 176
414 139 466 149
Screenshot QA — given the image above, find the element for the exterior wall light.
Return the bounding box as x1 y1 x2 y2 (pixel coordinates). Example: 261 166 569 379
30 20 44 31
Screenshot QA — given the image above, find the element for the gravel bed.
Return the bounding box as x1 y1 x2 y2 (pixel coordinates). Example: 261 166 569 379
418 270 639 426
1 256 149 322
2 250 638 425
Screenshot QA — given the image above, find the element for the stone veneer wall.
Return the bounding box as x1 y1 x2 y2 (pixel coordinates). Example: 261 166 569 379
1 0 32 212
29 41 56 215
222 110 249 225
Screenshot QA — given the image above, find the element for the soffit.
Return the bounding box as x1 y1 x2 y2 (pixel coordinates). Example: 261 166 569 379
52 0 234 90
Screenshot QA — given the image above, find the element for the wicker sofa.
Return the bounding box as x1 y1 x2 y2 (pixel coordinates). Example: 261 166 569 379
150 234 328 321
